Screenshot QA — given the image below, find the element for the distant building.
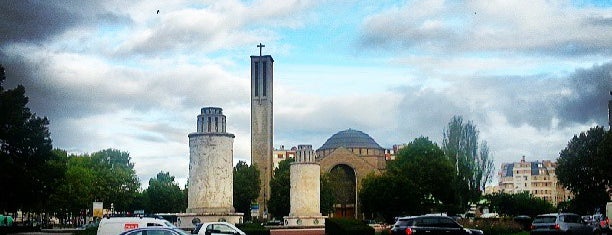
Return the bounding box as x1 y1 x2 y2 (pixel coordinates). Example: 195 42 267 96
484 185 500 195
498 156 572 206
384 144 407 160
272 145 296 170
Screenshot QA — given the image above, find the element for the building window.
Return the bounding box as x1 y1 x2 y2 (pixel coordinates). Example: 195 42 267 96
215 117 218 132
254 62 259 97
262 61 267 96
207 117 211 132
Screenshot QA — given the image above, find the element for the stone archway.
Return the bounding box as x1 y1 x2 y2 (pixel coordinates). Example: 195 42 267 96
329 164 356 218
318 147 385 219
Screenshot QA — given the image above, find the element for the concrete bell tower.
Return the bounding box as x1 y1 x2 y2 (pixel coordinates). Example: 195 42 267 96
251 43 274 218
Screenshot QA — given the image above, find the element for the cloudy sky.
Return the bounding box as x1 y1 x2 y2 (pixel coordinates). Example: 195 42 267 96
2 0 611 188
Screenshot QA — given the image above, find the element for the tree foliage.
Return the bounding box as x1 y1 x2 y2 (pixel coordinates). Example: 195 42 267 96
360 137 456 222
359 172 419 222
49 149 141 214
233 161 260 221
267 158 293 219
144 171 186 213
556 126 611 214
485 192 555 217
442 116 494 211
320 173 334 215
89 149 141 212
0 64 64 212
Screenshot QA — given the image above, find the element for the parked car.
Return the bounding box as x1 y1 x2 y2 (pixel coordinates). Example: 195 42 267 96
97 216 175 235
119 227 191 235
390 215 483 235
530 213 594 235
191 222 245 235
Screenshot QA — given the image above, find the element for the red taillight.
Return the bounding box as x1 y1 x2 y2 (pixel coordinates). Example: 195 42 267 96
554 224 560 230
530 225 536 230
405 227 413 235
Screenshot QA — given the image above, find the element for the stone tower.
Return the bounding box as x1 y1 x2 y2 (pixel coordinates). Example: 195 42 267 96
180 107 242 226
251 52 274 218
284 145 326 226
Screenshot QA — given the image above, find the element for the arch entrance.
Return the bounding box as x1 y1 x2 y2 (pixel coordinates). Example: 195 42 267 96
329 164 356 218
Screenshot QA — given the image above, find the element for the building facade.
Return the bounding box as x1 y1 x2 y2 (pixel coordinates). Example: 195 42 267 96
273 145 296 171
498 156 572 206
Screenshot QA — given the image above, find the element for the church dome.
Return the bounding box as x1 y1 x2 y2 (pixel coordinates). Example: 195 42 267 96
318 129 383 151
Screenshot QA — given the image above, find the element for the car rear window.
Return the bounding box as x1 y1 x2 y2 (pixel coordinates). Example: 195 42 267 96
533 216 556 224
395 219 414 226
561 215 583 223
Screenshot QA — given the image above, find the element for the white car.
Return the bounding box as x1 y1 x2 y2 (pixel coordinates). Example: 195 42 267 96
97 216 175 235
192 222 245 235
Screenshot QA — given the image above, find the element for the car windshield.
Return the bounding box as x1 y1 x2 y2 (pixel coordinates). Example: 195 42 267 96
533 216 556 224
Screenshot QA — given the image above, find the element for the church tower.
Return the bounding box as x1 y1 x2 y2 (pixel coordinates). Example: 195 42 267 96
251 44 273 218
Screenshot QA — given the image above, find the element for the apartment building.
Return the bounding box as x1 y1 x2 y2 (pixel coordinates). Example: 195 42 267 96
498 156 572 206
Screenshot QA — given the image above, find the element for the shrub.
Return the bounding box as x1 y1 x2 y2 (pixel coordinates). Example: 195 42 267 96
236 222 270 235
459 218 523 235
326 218 374 235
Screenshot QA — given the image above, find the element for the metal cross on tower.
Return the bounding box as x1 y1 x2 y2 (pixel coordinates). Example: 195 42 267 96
257 43 265 57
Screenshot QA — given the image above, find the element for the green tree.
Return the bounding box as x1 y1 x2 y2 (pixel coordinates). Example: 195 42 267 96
556 126 611 214
143 172 185 213
49 150 95 214
359 173 419 222
233 161 260 221
0 64 64 212
320 173 334 215
485 192 555 217
442 116 494 211
267 158 293 219
360 137 457 222
90 149 141 212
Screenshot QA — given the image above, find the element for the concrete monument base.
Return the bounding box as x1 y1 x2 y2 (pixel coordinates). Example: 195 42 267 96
176 213 244 230
283 216 327 227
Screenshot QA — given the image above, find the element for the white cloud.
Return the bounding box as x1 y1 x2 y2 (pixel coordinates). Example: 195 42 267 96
361 0 612 55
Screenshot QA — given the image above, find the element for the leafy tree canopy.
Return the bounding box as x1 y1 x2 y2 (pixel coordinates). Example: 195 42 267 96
233 161 260 221
267 158 293 219
556 126 611 214
144 171 185 213
0 64 63 212
485 192 555 217
360 137 457 222
442 116 494 211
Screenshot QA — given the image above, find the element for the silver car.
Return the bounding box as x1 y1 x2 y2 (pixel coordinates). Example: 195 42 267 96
530 213 595 235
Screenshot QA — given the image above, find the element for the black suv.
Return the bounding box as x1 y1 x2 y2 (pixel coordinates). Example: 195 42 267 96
390 215 483 235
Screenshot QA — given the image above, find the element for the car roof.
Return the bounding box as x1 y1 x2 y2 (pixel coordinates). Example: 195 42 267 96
200 221 233 226
536 213 579 216
397 215 453 220
119 227 186 235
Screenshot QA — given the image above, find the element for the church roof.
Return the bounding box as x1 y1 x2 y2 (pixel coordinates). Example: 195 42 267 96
317 129 383 151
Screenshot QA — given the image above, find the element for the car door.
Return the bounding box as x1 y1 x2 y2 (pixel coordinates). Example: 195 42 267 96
437 217 466 235
414 217 448 235
204 224 239 235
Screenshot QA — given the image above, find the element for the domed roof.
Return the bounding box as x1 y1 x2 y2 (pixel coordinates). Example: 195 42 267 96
318 129 383 151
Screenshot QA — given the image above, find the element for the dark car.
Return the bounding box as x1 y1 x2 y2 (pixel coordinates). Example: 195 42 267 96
390 215 483 235
118 227 191 235
530 213 595 235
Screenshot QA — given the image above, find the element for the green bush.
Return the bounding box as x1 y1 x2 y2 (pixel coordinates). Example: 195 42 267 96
236 222 270 235
73 226 98 235
325 218 374 235
459 218 523 235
